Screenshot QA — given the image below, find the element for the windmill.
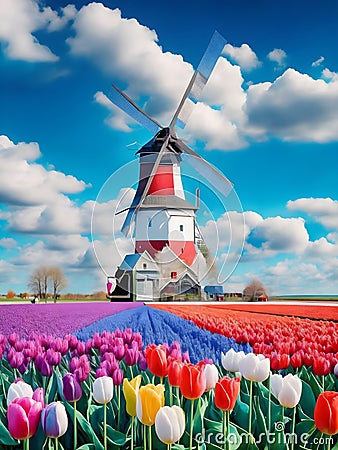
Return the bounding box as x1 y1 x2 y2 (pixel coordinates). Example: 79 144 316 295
105 31 233 301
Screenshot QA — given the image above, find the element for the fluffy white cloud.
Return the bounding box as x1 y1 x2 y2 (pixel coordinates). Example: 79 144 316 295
0 238 17 249
245 68 338 142
68 3 193 125
322 68 338 81
69 4 250 150
246 216 309 256
183 58 248 150
94 91 138 132
263 259 327 294
312 56 325 67
202 210 261 253
0 136 88 207
223 43 261 71
305 237 338 258
267 48 287 67
0 0 75 62
287 197 338 229
67 4 338 148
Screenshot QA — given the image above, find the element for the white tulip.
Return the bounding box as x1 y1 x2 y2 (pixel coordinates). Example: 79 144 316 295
155 405 185 445
238 353 270 382
204 364 219 391
93 376 114 404
272 373 302 408
270 374 283 398
221 349 245 372
7 380 33 406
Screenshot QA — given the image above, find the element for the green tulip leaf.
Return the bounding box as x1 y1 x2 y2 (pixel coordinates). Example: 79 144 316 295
307 372 322 398
29 420 47 450
193 397 208 436
204 417 222 433
89 404 103 437
231 423 259 450
232 394 250 430
298 404 312 421
295 418 316 439
46 371 58 403
253 396 268 439
106 424 128 445
331 441 338 450
299 380 316 419
64 400 104 449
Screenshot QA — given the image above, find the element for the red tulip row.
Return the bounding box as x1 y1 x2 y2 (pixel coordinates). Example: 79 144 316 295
152 304 338 374
210 303 338 321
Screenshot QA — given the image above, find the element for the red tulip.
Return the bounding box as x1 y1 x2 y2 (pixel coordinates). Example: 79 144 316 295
290 352 303 369
214 376 241 411
314 391 338 435
279 354 291 370
180 363 206 400
313 357 331 376
168 360 183 387
7 397 42 440
145 344 168 378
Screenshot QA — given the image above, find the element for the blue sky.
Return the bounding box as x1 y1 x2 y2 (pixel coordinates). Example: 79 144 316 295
0 0 338 295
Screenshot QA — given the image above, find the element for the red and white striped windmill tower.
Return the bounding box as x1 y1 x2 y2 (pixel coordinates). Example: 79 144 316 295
106 31 234 300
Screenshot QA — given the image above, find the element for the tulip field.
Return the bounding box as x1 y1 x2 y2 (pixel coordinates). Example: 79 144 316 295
0 302 338 449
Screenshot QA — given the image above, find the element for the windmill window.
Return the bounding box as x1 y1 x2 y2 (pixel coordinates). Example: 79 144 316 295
179 225 184 231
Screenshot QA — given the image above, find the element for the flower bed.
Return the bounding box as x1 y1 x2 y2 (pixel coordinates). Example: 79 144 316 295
152 304 338 373
0 326 338 449
0 302 338 449
205 302 338 321
75 306 252 364
0 302 142 337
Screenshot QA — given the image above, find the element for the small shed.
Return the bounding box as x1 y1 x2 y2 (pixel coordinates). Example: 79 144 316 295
108 251 160 301
204 285 224 301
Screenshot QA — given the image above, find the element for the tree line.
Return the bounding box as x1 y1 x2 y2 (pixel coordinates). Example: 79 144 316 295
28 266 67 303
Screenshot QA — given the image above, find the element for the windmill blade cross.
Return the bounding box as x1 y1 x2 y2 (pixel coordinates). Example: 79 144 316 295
170 30 227 131
106 84 162 135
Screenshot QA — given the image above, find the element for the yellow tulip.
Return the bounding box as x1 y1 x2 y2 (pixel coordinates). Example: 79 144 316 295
123 375 142 417
136 384 165 426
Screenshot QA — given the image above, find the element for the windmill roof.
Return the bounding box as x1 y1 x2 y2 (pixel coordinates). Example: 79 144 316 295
142 195 197 210
136 128 186 155
204 285 224 294
119 254 141 270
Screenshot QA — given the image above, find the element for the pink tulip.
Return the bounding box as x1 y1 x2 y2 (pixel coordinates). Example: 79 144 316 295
32 387 45 408
112 368 124 386
125 347 139 366
7 397 42 440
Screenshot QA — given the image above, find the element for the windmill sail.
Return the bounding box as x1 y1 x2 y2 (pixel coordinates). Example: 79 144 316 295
108 30 232 237
170 30 227 130
106 84 162 135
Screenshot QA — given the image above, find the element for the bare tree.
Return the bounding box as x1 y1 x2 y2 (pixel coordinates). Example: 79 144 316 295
243 279 267 302
48 267 67 303
28 266 48 301
28 266 67 303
